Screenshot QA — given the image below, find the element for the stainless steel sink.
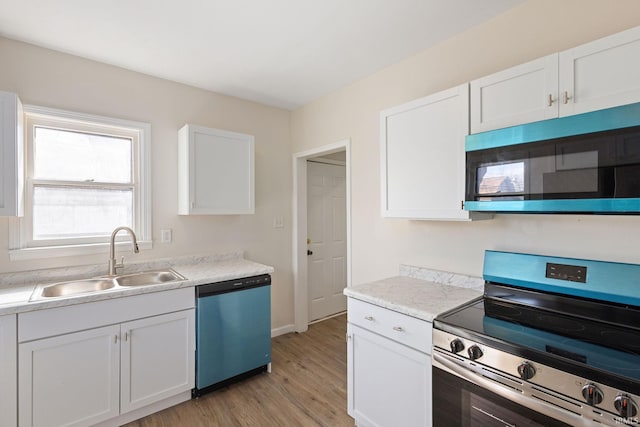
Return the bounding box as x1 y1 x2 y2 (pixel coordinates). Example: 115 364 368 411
113 269 186 287
38 278 117 298
30 269 186 301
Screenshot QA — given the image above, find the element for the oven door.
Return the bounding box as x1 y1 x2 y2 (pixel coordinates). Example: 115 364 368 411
433 352 573 427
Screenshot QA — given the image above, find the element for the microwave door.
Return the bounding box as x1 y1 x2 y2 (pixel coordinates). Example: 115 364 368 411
614 164 640 197
542 168 600 199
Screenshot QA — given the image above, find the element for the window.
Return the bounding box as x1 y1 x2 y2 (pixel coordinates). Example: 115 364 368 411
10 106 151 259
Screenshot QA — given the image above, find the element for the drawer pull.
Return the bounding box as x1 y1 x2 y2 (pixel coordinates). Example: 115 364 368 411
392 326 404 332
364 316 374 321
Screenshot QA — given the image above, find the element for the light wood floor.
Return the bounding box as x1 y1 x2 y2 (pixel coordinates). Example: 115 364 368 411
124 314 351 427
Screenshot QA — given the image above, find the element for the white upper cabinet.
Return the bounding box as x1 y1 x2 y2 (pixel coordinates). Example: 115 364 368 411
178 124 255 215
0 91 24 216
470 54 559 133
381 83 488 221
559 25 640 117
471 25 640 133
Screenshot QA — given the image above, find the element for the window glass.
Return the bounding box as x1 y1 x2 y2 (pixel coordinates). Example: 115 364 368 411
477 162 525 195
33 187 133 240
33 126 132 183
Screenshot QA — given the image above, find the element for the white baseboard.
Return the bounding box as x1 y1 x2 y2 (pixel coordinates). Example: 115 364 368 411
308 310 346 325
271 323 295 337
93 390 191 427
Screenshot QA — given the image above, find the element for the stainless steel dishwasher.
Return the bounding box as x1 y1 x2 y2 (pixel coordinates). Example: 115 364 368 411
193 274 271 397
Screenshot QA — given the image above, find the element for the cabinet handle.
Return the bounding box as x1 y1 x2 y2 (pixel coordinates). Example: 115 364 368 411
562 91 570 104
547 94 554 106
114 335 119 344
364 316 374 321
392 326 404 332
125 331 130 341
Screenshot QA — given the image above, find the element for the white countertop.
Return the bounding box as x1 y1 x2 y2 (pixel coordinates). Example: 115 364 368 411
0 251 273 315
344 275 483 322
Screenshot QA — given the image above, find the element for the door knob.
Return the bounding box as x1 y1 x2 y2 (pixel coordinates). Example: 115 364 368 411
307 250 313 256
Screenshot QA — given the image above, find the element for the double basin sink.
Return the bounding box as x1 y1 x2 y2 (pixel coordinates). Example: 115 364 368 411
30 269 186 301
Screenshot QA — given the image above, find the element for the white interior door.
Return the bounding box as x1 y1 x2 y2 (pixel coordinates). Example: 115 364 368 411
307 160 347 321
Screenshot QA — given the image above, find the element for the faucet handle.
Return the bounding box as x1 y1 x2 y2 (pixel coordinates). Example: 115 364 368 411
116 256 125 269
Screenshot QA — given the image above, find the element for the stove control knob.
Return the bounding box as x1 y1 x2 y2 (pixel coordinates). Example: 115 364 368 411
450 339 465 354
614 395 638 418
517 361 536 381
581 384 603 406
467 345 483 361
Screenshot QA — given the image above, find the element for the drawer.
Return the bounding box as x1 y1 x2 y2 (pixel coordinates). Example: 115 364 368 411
348 298 432 353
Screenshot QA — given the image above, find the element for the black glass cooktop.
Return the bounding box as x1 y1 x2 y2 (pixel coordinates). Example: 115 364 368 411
434 283 640 390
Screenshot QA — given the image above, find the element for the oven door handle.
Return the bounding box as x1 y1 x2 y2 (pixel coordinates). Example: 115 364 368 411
432 351 593 427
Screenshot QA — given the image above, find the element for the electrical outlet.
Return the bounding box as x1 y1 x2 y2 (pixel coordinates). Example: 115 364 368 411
160 229 172 243
273 216 284 229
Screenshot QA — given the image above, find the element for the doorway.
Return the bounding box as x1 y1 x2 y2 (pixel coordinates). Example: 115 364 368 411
293 140 351 332
307 156 347 322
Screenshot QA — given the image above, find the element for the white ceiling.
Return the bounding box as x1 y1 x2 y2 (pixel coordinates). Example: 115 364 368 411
0 0 524 110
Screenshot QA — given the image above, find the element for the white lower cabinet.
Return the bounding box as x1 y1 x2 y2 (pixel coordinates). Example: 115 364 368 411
18 288 195 427
19 325 120 427
121 311 194 413
0 314 17 427
347 298 432 427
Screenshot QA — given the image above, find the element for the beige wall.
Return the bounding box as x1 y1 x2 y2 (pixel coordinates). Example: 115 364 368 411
2 0 640 330
291 0 640 285
0 37 294 329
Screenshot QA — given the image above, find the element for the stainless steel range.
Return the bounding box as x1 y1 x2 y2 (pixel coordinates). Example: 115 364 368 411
432 250 640 427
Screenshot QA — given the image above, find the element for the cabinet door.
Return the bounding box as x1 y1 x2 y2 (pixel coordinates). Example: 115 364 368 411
178 124 254 215
347 323 431 427
0 314 17 427
470 54 559 133
18 325 120 427
381 84 482 220
120 310 195 413
559 26 640 117
0 91 24 216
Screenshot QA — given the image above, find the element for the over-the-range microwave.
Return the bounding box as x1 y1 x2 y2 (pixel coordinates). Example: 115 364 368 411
464 102 640 214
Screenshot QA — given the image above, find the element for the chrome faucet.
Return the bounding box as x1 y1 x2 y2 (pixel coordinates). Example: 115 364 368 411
108 226 139 276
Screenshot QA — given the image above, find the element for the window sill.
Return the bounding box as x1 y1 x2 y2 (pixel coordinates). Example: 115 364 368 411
9 241 153 261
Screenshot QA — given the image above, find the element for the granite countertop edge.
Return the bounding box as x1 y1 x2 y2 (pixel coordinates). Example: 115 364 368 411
0 252 274 316
344 275 483 322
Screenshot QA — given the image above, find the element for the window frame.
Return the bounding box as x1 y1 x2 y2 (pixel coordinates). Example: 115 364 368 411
9 105 152 260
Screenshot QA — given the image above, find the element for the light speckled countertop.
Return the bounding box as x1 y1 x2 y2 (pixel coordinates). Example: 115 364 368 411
0 251 273 315
344 266 484 322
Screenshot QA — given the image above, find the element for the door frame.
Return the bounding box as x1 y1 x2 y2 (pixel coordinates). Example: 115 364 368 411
292 139 351 333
